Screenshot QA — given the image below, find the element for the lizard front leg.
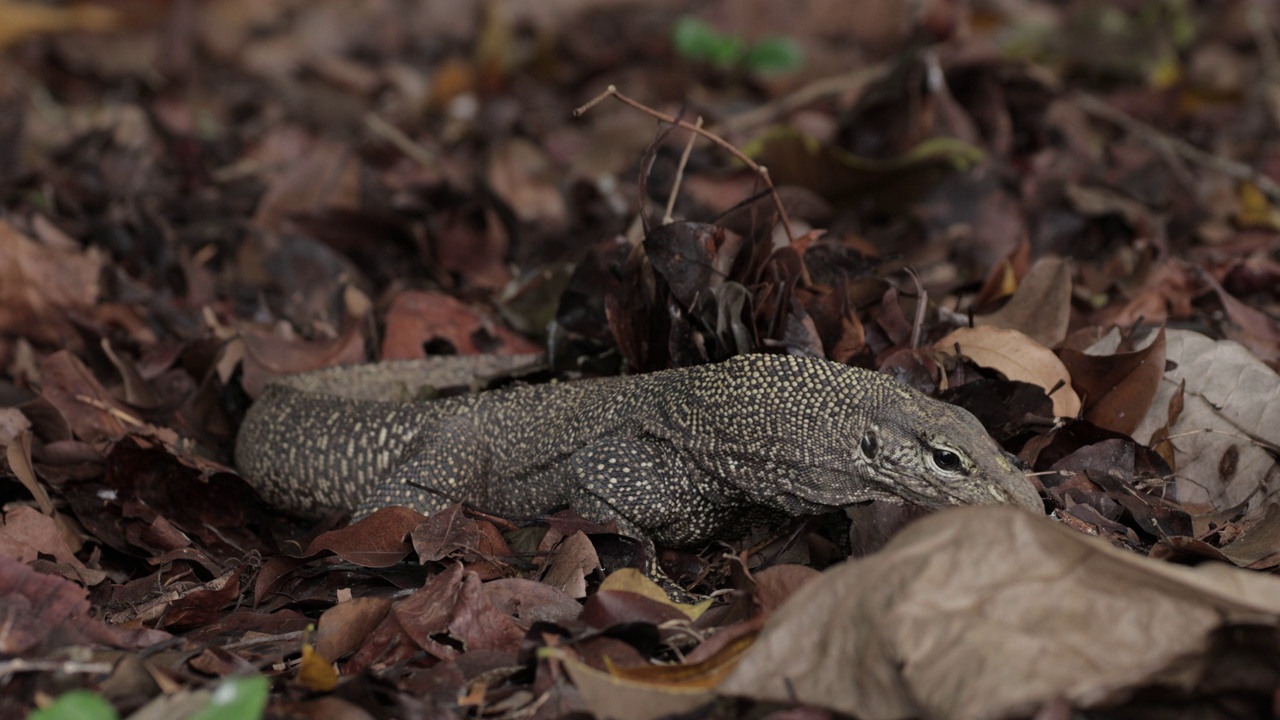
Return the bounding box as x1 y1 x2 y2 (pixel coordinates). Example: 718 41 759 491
563 435 729 599
355 417 493 518
563 434 730 546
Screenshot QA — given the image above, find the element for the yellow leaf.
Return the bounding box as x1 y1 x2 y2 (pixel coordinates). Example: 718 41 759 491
603 629 758 689
0 2 119 50
1236 182 1280 230
297 638 338 692
599 569 714 621
1147 51 1181 90
541 648 716 720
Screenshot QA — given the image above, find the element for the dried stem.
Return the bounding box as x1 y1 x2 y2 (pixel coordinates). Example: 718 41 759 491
664 116 702 224
1075 91 1280 203
903 267 928 350
576 85 795 241
364 112 435 167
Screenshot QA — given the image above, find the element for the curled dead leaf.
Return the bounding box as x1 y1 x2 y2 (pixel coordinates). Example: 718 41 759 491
934 326 1082 418
1058 325 1166 436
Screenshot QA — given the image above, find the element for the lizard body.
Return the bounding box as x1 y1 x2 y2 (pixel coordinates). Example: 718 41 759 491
235 354 1041 548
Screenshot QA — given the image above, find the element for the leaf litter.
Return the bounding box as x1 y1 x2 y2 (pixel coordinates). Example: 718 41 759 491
0 1 1279 718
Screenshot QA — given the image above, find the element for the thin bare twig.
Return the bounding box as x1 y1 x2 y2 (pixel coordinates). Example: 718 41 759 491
1158 427 1280 455
0 658 115 678
714 61 892 134
664 116 702 224
1247 2 1280 81
74 394 143 427
1074 91 1280 203
903 267 928 350
364 112 435 167
575 85 795 241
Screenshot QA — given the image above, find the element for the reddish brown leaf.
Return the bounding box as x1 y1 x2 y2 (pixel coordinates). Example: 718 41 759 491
0 220 101 347
0 554 168 653
392 563 525 659
381 290 541 360
1058 326 1166 436
305 507 428 567
483 578 582 628
37 350 128 443
160 564 246 631
0 507 105 586
581 590 689 630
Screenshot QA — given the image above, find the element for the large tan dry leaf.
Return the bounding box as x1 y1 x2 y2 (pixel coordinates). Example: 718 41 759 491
720 506 1280 720
1132 329 1280 517
934 326 1082 418
973 256 1072 348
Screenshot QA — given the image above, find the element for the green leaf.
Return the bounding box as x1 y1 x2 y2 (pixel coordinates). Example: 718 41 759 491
189 675 269 720
29 690 118 720
743 37 804 75
672 17 719 60
672 17 743 68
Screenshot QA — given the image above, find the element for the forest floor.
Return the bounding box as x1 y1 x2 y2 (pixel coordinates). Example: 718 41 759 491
3 1 1280 718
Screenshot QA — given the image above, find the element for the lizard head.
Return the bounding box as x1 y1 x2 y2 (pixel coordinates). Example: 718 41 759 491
853 396 1043 513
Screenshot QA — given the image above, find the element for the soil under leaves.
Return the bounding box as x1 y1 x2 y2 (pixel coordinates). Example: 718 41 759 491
2 1 1280 719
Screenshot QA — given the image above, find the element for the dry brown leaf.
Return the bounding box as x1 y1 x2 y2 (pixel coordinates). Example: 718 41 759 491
1202 272 1280 365
750 564 821 615
4 431 53 514
37 350 130 443
721 505 1280 719
539 530 600 599
1216 504 1280 569
483 578 582 627
606 628 756 688
934 326 1082 418
487 137 567 228
380 290 541 360
392 563 525 659
315 597 393 661
0 220 102 347
251 137 360 232
234 318 368 398
303 507 426 567
1132 329 1280 517
973 256 1072 348
1058 325 1166 436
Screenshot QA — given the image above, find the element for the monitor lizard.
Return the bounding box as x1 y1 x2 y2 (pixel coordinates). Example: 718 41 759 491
234 353 1042 562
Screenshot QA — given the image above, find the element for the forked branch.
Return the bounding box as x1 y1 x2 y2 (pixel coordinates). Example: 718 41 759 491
575 85 795 242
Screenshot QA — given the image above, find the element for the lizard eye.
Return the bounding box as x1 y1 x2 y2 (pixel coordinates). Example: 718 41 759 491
860 431 878 460
930 448 963 472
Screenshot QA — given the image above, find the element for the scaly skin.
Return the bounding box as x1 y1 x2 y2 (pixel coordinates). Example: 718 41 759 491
235 354 1042 551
